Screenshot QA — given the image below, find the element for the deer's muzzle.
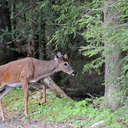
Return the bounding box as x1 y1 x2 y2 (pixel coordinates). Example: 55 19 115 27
71 71 76 76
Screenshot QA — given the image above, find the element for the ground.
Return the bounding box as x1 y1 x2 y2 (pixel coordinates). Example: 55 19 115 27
0 118 75 128
0 89 81 128
1 88 127 128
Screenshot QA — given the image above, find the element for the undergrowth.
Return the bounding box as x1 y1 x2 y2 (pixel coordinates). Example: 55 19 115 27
2 88 128 128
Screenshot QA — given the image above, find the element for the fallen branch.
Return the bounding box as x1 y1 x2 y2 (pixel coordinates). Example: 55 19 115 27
43 77 70 98
89 120 105 128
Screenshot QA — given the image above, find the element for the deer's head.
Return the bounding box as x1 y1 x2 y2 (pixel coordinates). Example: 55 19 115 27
54 52 76 76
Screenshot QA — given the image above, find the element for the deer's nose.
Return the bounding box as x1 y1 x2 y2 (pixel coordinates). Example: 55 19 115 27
71 71 76 76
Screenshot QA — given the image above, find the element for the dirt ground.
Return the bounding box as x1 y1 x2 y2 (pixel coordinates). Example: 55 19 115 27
0 117 77 128
0 108 77 128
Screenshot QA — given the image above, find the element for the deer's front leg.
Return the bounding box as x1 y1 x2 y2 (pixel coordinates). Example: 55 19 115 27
0 100 4 121
39 84 46 105
22 80 29 116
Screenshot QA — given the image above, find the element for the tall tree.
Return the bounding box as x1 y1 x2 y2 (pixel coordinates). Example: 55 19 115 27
104 0 123 110
0 1 11 39
80 0 128 111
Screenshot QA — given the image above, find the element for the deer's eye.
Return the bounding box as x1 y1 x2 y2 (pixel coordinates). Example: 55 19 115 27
64 63 68 66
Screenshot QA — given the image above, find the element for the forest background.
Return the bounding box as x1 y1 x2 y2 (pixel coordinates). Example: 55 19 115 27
0 0 128 128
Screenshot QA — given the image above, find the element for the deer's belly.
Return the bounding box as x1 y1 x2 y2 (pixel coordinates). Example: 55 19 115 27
1 71 20 85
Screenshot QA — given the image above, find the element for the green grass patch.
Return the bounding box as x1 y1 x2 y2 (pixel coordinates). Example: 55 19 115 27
2 88 128 128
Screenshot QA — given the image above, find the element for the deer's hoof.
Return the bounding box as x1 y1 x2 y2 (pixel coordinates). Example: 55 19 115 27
38 101 46 106
2 117 5 121
24 111 28 116
38 102 41 106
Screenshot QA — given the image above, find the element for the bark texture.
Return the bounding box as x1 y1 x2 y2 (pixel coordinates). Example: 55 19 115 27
104 0 123 111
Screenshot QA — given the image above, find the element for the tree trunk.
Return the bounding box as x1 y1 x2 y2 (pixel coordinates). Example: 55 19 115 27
39 22 47 60
0 1 18 64
0 2 11 39
104 0 124 111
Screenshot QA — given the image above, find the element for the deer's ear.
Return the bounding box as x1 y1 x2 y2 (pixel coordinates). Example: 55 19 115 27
64 54 68 59
54 55 59 62
56 52 62 58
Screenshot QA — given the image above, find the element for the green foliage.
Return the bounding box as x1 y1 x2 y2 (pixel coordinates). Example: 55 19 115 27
79 0 128 88
106 104 128 128
78 0 104 74
48 0 82 51
1 0 85 53
3 88 128 127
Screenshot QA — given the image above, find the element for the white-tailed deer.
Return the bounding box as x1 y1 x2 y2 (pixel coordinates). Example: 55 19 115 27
0 52 75 120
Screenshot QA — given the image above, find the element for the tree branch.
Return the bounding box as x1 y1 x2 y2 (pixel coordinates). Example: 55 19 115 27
89 120 105 128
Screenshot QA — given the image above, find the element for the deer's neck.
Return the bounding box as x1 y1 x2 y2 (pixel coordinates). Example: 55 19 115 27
32 60 58 82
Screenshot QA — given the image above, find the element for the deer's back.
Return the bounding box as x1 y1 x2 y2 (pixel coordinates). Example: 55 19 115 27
0 57 34 86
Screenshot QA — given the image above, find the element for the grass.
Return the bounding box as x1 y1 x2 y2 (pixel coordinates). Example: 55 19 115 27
2 88 128 128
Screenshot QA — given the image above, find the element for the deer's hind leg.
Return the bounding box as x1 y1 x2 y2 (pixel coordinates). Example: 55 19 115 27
0 100 4 121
